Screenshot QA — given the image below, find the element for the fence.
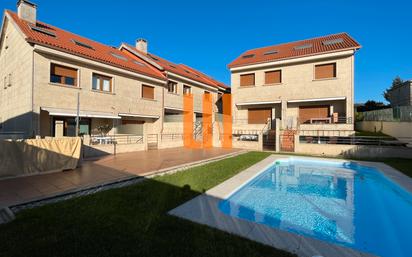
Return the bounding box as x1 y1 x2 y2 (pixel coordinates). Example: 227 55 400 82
361 106 412 122
299 134 412 147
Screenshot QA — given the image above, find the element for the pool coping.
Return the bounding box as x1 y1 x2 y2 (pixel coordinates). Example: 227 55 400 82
169 154 412 257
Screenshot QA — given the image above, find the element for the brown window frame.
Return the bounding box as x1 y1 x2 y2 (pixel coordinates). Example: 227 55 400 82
92 73 113 93
50 63 78 87
167 81 178 94
314 63 337 80
183 85 191 95
240 73 255 87
265 70 282 84
142 84 155 100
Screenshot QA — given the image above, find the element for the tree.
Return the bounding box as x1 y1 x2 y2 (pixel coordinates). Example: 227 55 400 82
383 76 404 102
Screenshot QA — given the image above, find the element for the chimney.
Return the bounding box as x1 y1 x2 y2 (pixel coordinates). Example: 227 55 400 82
136 38 147 53
17 0 37 24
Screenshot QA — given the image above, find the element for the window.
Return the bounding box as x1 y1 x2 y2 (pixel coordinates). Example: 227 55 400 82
29 24 56 37
322 38 344 46
92 73 112 92
110 52 127 61
204 91 210 94
142 85 154 99
294 44 313 50
242 54 255 59
240 73 255 87
183 85 191 95
248 108 272 124
167 81 178 94
72 39 94 50
264 50 278 55
265 70 282 84
314 63 336 80
299 105 329 124
50 63 78 86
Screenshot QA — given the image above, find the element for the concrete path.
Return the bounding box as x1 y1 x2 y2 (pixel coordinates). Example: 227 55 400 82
0 147 242 208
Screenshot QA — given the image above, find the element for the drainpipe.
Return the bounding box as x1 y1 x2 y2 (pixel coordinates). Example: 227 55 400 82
31 48 35 138
160 72 168 135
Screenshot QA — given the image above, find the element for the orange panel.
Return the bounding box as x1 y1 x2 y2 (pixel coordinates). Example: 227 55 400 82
222 94 232 148
202 93 213 148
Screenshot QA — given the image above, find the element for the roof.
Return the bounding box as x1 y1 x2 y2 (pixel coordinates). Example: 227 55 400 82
121 43 228 90
228 33 361 68
5 10 166 81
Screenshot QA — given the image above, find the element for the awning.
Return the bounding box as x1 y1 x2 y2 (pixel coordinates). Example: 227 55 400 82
287 96 346 103
236 100 281 106
118 113 160 119
41 107 121 119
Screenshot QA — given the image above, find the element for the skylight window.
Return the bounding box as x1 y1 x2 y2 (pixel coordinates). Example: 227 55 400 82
29 24 56 37
110 52 127 61
72 39 94 50
184 69 191 74
148 54 159 61
322 38 344 46
242 54 255 59
263 50 278 55
293 43 313 50
133 60 145 66
169 64 176 68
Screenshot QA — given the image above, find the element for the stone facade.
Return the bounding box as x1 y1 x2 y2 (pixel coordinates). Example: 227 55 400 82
230 50 356 134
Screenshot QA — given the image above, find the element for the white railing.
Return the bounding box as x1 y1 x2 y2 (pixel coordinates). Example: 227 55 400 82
89 134 143 145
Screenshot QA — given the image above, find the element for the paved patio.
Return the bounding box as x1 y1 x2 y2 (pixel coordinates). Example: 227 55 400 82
0 147 242 208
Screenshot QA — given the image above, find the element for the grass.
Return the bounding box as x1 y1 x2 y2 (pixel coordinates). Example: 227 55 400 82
0 152 296 257
355 130 392 137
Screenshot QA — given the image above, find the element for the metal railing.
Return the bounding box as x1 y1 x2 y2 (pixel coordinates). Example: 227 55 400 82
361 106 412 122
160 133 183 141
89 134 143 145
299 135 412 147
299 116 353 125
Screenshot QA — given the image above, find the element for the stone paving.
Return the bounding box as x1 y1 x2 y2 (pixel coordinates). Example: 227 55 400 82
0 147 242 208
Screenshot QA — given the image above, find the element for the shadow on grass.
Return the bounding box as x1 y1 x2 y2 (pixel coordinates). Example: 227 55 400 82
0 152 295 257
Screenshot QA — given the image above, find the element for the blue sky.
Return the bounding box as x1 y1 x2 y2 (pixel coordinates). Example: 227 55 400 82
1 0 411 103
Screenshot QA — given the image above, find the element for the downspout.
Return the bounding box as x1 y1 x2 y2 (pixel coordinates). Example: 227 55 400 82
160 72 168 134
31 46 35 138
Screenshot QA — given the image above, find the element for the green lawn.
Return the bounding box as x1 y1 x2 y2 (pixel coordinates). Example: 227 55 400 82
0 152 295 257
355 130 392 137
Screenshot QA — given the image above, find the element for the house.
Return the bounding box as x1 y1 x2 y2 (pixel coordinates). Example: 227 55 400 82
0 1 227 142
228 33 361 138
388 79 412 107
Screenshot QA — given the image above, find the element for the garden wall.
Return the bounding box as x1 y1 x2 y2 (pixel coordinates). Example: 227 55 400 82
356 121 412 139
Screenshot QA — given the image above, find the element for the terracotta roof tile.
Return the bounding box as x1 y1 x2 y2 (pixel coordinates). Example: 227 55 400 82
228 33 361 68
121 43 228 90
6 10 166 81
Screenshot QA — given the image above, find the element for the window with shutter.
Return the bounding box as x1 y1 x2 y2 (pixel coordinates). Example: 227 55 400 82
265 70 282 84
142 85 155 99
248 108 272 124
240 73 255 86
314 63 336 79
50 64 78 86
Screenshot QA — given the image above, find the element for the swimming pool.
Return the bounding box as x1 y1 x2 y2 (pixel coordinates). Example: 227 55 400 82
218 158 412 257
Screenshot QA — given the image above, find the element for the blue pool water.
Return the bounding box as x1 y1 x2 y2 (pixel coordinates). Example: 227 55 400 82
218 158 412 257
